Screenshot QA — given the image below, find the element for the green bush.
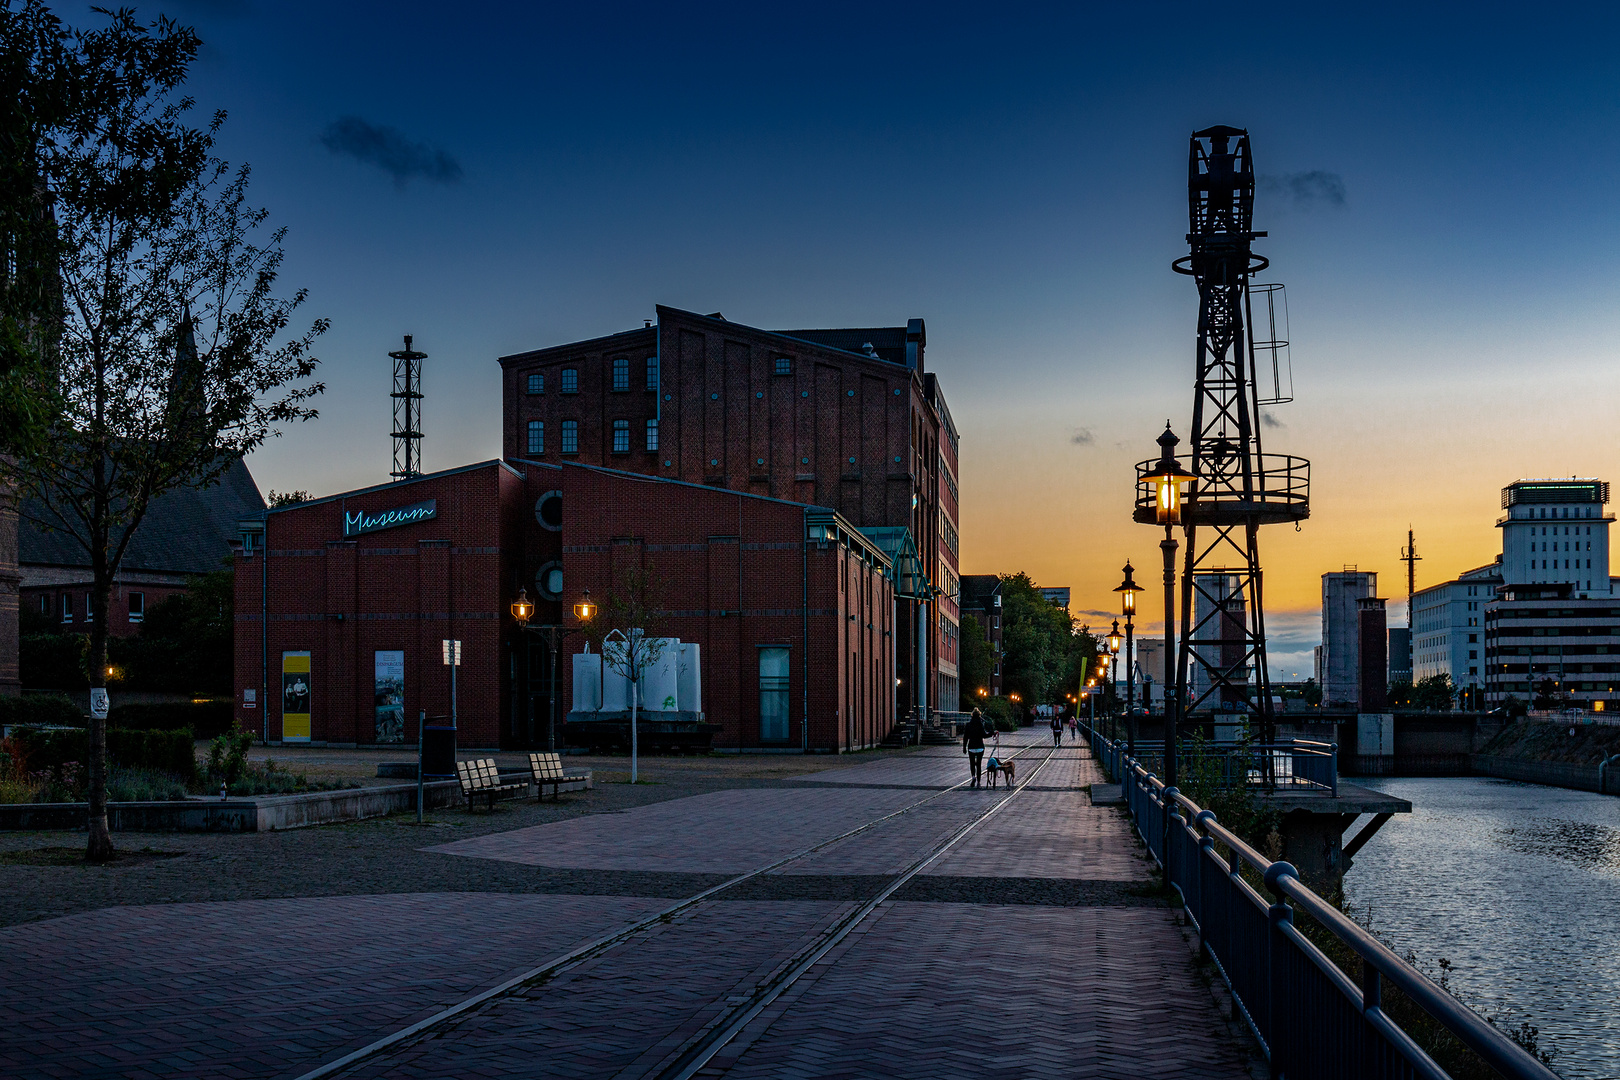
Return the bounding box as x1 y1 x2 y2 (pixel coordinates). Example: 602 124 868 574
981 696 1017 732
106 766 190 801
19 632 87 689
109 700 234 738
0 694 84 729
13 726 197 780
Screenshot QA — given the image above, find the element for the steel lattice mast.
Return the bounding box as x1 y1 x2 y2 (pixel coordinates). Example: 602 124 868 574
390 335 426 481
1136 126 1309 744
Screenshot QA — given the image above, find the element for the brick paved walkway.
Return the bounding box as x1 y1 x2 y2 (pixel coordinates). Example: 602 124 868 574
0 733 1256 1079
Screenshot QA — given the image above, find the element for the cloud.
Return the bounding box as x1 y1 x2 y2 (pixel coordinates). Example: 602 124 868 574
319 117 464 188
1071 427 1095 446
1261 410 1285 429
1259 170 1346 209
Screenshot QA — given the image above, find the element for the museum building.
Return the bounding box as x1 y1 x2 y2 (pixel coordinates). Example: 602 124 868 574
233 457 898 751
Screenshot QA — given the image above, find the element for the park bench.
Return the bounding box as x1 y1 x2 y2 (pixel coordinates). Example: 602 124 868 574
456 758 527 810
528 752 572 802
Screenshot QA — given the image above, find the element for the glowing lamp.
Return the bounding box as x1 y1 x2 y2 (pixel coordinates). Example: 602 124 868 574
573 589 595 622
1108 620 1122 655
1151 422 1198 526
510 587 534 625
1114 561 1143 615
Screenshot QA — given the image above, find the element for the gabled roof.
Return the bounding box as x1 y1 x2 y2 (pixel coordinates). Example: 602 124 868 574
19 458 265 575
775 327 909 366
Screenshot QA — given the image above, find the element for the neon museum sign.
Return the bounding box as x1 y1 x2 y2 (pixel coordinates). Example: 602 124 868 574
343 499 437 537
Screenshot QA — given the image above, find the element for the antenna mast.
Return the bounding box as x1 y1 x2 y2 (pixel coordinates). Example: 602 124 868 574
1400 527 1420 629
389 335 426 481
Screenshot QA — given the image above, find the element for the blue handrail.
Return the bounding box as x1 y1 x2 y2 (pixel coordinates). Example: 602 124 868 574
1084 724 1558 1080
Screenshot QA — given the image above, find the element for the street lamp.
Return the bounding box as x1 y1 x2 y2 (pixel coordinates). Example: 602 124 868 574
511 587 596 751
1146 421 1196 789
1114 560 1143 756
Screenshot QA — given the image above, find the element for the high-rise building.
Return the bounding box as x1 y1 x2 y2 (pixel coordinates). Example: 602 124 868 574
1484 583 1620 709
1387 627 1412 684
1320 570 1377 708
1498 478 1612 595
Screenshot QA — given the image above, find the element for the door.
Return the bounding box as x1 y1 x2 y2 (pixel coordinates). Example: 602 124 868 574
759 647 790 743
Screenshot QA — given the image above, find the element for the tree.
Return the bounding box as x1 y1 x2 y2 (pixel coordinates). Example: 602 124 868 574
580 566 669 784
265 488 309 507
997 572 1098 711
958 612 993 702
1410 674 1456 712
3 10 325 861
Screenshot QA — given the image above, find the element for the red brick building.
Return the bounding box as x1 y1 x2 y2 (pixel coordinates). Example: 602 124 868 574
498 305 959 716
234 459 893 751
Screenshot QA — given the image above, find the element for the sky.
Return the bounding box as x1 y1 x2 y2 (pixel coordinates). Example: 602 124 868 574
69 0 1620 677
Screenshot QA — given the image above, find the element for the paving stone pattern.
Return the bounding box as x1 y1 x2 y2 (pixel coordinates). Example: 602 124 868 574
0 733 1255 1080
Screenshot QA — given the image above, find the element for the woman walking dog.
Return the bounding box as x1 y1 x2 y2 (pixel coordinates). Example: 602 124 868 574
962 708 990 788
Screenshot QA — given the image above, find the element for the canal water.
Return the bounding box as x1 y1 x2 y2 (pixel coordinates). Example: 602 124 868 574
1343 775 1620 1079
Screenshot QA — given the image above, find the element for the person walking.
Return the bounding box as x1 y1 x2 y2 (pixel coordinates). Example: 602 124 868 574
963 708 990 788
1051 709 1063 747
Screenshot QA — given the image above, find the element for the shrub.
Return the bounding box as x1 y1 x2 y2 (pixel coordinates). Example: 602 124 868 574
981 696 1017 732
19 633 87 689
205 723 255 786
109 700 234 738
0 694 84 729
12 726 197 781
106 766 191 802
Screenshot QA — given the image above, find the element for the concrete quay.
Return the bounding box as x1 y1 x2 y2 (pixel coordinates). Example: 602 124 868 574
0 733 1257 1079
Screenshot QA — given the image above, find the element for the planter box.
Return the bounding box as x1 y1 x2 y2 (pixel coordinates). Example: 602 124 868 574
0 780 461 832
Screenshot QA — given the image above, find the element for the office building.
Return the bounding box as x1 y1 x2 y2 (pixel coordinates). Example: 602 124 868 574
1483 583 1620 710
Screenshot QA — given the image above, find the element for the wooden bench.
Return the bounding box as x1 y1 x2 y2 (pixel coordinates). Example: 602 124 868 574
456 758 527 810
528 752 571 802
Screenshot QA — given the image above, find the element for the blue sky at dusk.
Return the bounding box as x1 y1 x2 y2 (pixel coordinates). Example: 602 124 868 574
85 1 1620 674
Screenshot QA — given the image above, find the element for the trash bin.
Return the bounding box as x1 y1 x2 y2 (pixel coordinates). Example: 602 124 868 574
422 719 457 779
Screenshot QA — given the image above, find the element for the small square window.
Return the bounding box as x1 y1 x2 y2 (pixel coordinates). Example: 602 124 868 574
612 357 629 392
561 368 579 394
129 592 144 622
645 356 658 390
612 419 630 453
526 372 544 394
646 419 659 451
774 357 792 375
561 419 579 454
527 420 544 455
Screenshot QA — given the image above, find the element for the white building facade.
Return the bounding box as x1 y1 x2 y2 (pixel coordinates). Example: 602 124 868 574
1497 478 1612 595
1320 570 1377 709
1411 563 1501 692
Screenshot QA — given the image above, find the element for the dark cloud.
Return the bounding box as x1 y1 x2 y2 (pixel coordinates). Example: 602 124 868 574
1261 410 1285 429
1260 170 1346 209
1071 427 1096 446
320 117 464 188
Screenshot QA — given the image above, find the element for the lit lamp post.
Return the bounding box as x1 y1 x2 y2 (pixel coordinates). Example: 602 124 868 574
1107 621 1122 736
1147 422 1197 789
511 587 596 751
1114 561 1143 757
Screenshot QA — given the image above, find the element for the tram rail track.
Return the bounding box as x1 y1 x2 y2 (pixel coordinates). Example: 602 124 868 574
295 739 1057 1080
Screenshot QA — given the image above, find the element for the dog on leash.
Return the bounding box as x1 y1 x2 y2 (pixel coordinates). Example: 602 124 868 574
986 756 1016 788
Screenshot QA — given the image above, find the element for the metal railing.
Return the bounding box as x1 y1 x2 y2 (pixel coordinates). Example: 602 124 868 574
1085 724 1559 1080
1107 739 1337 796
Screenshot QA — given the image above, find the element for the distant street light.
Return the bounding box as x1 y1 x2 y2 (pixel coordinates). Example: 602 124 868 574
511 586 596 751
1147 422 1197 789
1115 561 1143 754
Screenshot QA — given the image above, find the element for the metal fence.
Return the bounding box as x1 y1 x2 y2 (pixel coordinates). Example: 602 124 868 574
1086 725 1558 1080
1100 738 1337 796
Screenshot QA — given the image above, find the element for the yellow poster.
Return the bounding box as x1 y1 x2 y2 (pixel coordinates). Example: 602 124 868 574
282 651 311 742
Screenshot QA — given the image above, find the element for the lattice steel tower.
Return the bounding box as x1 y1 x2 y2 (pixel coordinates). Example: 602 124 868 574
389 335 426 481
1136 127 1310 743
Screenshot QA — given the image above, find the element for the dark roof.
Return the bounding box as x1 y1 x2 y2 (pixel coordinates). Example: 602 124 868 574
960 574 1001 611
773 327 909 366
19 458 264 575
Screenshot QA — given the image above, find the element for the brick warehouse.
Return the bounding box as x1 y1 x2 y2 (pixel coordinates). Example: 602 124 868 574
234 458 895 751
498 305 960 716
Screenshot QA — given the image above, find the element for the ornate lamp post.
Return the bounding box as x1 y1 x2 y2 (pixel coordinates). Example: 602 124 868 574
1114 561 1144 756
511 587 596 751
1147 422 1197 788
1107 621 1122 736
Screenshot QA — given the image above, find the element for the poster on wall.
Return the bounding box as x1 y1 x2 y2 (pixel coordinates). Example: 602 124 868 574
282 651 311 742
374 650 405 743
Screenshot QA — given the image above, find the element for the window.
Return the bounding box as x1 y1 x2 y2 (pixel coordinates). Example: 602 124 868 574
561 368 579 394
38 595 47 614
646 418 659 451
536 560 563 600
129 592 144 623
760 647 790 741
61 594 72 623
561 420 579 454
612 356 629 391
646 355 658 390
612 419 630 453
774 357 792 375
527 420 544 455
526 372 544 394
84 594 93 622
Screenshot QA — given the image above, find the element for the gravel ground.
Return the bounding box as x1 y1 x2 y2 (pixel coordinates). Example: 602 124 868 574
0 747 926 928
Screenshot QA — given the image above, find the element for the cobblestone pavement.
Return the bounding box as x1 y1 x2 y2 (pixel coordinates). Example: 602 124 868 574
0 732 1257 1079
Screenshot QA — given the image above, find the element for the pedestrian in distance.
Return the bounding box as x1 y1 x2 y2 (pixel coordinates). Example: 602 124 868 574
1051 709 1063 747
963 708 990 788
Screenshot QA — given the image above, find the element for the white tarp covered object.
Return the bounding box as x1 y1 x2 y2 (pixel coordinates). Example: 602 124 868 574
572 633 702 715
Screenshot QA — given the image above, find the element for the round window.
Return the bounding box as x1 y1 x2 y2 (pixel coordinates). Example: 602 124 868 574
534 490 562 531
536 561 564 600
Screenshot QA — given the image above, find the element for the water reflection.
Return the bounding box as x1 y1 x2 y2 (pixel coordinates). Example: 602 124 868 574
1344 776 1620 1079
